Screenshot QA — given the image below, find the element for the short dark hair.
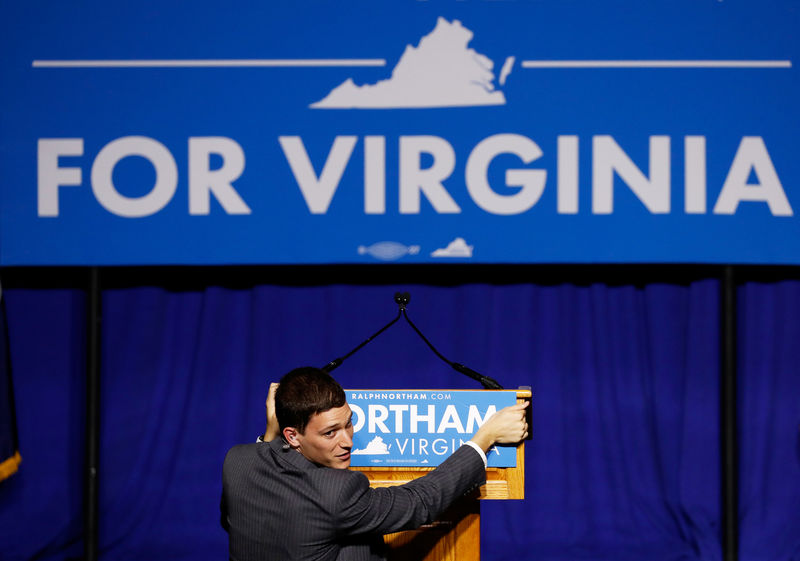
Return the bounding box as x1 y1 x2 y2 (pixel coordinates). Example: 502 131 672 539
275 367 346 434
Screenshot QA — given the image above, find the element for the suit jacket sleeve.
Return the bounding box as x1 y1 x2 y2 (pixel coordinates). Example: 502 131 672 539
333 444 486 538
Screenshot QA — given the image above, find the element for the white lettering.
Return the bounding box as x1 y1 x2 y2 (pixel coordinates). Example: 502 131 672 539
592 136 670 214
432 438 449 455
437 404 466 433
188 137 249 215
388 404 409 432
399 136 460 214
395 438 409 454
558 135 579 214
364 136 385 214
350 404 365 433
685 136 707 214
713 136 792 216
91 136 178 218
368 404 390 433
410 404 436 434
418 438 429 455
37 138 83 217
465 133 546 215
279 135 356 214
466 405 496 433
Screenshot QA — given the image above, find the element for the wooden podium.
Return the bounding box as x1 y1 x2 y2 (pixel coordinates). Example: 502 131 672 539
353 389 531 561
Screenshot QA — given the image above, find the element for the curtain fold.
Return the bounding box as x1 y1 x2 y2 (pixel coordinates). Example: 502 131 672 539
738 281 800 561
481 281 720 561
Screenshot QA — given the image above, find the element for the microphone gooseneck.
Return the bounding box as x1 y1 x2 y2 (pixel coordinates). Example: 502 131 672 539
321 292 504 390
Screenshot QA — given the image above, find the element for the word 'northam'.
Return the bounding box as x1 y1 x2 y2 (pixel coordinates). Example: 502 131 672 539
349 403 497 435
37 134 792 218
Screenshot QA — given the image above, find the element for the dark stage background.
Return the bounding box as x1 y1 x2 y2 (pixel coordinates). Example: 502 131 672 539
0 266 798 561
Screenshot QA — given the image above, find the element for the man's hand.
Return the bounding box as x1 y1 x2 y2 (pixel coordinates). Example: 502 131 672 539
263 382 279 442
469 401 529 453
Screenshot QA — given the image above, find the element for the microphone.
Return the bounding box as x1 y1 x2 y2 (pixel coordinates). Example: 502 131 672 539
451 363 504 390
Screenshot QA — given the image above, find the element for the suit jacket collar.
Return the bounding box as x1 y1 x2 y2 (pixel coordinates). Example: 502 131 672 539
266 436 320 472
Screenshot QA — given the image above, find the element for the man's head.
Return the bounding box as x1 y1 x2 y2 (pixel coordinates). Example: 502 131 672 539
275 367 353 469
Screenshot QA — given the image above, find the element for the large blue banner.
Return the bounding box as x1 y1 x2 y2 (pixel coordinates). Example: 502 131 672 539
1 1 798 265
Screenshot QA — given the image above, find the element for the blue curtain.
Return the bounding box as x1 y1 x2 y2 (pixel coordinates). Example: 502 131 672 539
1 279 798 561
0 289 86 560
738 281 800 561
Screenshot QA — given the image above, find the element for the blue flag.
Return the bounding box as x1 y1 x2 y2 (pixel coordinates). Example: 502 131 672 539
0 282 21 481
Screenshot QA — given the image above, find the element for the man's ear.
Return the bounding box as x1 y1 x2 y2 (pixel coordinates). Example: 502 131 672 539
283 427 300 448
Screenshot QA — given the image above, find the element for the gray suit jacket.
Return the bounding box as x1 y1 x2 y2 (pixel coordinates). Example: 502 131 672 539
221 438 486 561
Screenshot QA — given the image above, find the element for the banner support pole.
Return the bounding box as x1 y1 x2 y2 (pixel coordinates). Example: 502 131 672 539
721 265 738 561
84 266 101 561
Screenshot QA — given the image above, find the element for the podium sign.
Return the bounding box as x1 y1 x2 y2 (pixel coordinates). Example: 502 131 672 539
346 389 518 468
348 389 531 561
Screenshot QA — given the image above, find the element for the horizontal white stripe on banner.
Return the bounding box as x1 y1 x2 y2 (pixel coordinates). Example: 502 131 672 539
521 60 792 68
32 59 387 68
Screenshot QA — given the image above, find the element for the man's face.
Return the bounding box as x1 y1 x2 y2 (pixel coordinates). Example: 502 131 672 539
292 404 354 469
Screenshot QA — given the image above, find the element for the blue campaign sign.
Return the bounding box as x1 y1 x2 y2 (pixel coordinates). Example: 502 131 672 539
1 1 799 265
346 389 519 468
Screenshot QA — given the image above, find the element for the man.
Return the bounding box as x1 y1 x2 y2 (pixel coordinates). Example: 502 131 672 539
221 367 528 561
